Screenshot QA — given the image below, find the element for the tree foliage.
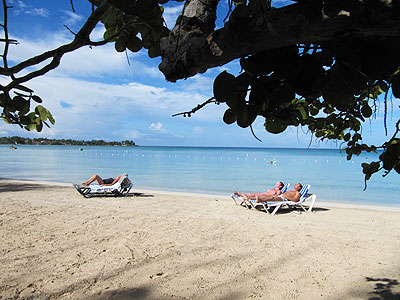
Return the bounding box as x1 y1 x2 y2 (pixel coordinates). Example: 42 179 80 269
0 136 136 146
0 0 400 185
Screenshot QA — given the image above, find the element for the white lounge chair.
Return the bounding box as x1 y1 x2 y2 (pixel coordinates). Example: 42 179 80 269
231 194 248 206
232 183 290 208
253 184 316 215
73 174 133 198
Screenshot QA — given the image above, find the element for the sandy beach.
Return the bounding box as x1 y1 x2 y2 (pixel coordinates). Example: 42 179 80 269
0 179 399 300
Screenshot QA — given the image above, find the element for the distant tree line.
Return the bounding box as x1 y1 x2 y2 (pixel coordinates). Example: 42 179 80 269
0 136 136 146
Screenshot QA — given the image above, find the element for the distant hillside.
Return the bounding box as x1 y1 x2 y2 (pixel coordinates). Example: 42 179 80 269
0 136 136 146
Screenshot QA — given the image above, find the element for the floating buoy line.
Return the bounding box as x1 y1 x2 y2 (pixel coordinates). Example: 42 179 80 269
4 149 361 165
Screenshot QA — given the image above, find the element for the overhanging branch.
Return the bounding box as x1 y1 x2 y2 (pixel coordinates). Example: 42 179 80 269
0 0 110 89
159 1 400 82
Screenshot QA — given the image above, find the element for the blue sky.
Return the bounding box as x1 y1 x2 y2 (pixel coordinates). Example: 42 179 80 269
0 0 399 148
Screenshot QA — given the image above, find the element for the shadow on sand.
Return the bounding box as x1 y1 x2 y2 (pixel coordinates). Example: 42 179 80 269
0 179 62 193
249 206 330 215
366 277 400 300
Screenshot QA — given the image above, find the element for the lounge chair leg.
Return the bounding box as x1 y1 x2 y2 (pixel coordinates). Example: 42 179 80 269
299 204 307 212
308 195 316 212
124 184 133 197
271 204 282 216
247 196 256 209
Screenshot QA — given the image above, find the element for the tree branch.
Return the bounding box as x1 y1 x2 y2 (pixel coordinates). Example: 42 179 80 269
159 1 400 82
0 0 111 90
172 97 217 117
159 0 219 81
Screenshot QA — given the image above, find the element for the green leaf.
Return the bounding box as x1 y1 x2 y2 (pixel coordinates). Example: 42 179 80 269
18 101 30 116
36 121 43 132
127 36 143 53
344 133 351 142
25 123 36 131
310 107 319 116
213 71 236 103
34 105 51 122
378 81 389 92
264 117 288 134
12 95 26 110
103 26 118 41
47 111 55 125
32 95 43 103
361 105 372 118
148 44 161 58
115 37 127 52
223 108 237 124
19 116 31 125
297 106 308 121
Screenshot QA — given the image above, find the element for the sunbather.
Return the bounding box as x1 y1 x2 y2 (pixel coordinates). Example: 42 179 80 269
82 174 123 186
233 181 284 199
245 183 303 203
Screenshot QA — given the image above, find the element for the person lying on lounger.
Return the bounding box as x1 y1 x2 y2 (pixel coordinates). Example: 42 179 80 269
233 181 284 199
244 183 303 203
82 174 123 186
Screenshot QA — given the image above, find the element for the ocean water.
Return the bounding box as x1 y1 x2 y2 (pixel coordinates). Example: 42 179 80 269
0 145 399 206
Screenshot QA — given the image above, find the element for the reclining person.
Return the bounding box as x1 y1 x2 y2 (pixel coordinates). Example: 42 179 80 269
82 174 123 186
244 183 303 203
233 181 284 199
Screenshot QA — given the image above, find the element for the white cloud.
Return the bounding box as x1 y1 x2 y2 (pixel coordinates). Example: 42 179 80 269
25 8 49 17
62 10 84 26
15 1 26 8
0 70 221 141
163 4 183 29
183 74 213 93
6 30 162 80
150 122 163 131
10 1 49 17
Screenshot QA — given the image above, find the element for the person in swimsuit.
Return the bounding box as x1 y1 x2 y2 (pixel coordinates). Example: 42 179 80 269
82 174 123 186
244 183 303 203
233 181 284 200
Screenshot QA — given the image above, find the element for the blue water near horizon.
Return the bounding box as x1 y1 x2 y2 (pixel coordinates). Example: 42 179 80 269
1 144 399 206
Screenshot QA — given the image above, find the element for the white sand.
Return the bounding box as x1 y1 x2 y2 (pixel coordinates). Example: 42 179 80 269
0 179 399 299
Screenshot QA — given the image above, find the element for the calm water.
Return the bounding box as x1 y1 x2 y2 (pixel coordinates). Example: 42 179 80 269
0 145 399 206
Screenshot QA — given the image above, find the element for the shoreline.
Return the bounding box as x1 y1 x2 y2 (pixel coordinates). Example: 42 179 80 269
2 177 400 212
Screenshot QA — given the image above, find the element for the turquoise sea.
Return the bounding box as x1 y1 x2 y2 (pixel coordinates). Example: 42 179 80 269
0 145 399 206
